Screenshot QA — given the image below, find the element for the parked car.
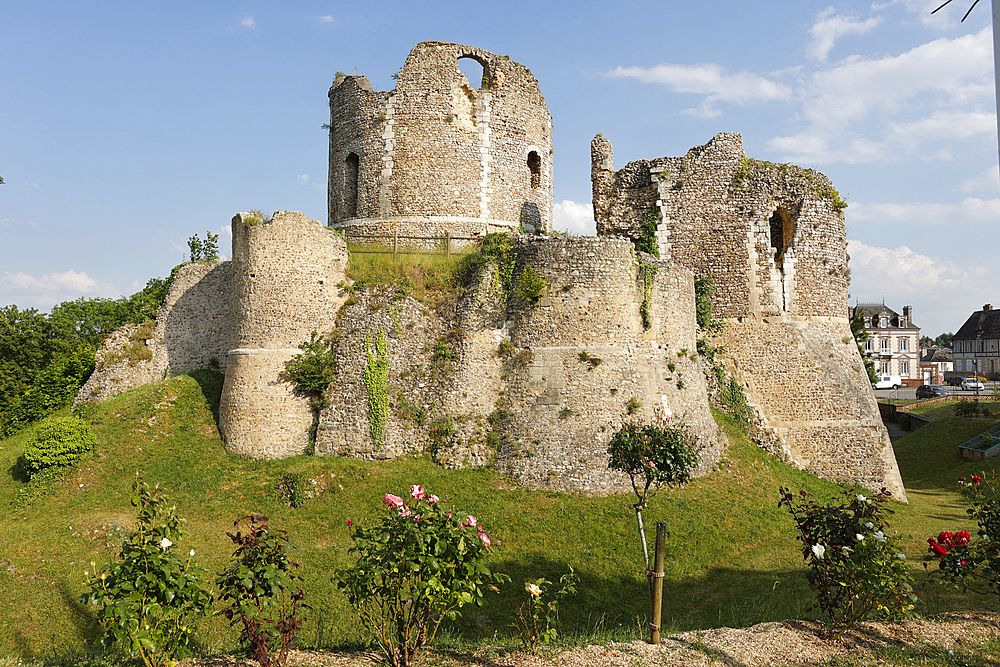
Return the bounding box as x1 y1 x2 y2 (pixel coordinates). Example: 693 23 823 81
875 375 903 389
915 384 950 399
961 377 985 391
947 376 965 387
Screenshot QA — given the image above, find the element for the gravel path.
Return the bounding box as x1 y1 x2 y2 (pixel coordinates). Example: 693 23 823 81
183 613 1000 667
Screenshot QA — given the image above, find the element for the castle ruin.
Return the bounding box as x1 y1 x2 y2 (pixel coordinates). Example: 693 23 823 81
77 42 906 501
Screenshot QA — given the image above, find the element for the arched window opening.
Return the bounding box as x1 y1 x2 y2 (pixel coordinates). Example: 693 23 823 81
527 151 541 189
457 56 490 90
344 153 360 220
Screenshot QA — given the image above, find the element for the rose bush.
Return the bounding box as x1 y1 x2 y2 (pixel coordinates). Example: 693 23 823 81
779 487 916 636
335 485 508 667
83 479 212 667
514 567 577 653
925 473 1000 597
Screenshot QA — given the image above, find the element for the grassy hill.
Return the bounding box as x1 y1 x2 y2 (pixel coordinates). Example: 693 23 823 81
1 376 998 659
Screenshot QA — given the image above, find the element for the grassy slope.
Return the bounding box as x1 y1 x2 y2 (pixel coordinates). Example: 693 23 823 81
1 373 998 658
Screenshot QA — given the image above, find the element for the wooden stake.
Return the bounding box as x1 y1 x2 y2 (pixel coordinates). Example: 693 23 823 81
649 521 666 645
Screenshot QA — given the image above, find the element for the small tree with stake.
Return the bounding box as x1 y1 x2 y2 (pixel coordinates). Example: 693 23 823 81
607 412 701 638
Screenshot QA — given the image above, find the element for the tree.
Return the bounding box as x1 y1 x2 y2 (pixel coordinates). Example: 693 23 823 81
851 309 878 384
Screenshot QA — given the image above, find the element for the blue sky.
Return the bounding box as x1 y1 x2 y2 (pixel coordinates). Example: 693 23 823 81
2 0 997 337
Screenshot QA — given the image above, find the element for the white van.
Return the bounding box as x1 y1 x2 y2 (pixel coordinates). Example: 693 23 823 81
875 375 902 389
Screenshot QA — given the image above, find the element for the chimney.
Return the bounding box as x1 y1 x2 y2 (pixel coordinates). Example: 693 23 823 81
985 304 992 312
902 305 912 319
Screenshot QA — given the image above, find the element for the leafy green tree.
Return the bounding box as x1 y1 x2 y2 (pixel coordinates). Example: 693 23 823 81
851 309 878 384
187 232 219 262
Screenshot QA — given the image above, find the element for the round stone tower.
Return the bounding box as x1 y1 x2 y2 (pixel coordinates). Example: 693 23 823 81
218 211 347 458
328 41 553 236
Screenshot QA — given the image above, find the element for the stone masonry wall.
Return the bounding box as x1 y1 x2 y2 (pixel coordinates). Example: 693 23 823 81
75 261 230 405
329 42 552 233
497 236 722 492
219 211 349 459
592 133 905 500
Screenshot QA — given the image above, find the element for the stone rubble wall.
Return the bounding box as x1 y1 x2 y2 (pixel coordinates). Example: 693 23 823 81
218 211 349 459
329 42 552 232
75 262 231 405
591 132 905 500
496 236 722 492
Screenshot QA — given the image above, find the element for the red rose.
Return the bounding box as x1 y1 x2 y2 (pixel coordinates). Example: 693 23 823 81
972 476 982 484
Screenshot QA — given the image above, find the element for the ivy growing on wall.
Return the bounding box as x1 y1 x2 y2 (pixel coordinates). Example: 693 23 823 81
637 207 660 258
363 331 389 446
639 263 658 331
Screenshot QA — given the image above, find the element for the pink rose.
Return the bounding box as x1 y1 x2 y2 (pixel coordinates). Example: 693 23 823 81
400 508 412 517
463 515 478 528
447 512 453 518
414 514 422 522
428 494 439 503
410 485 425 499
383 493 404 508
478 532 491 547
347 519 353 527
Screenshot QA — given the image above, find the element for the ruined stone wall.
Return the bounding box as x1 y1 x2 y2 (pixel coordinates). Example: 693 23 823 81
592 133 905 500
219 211 348 459
75 262 230 405
498 237 721 492
329 42 552 234
592 132 850 321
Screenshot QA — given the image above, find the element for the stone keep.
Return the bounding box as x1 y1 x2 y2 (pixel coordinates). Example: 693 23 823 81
328 41 553 236
592 132 906 501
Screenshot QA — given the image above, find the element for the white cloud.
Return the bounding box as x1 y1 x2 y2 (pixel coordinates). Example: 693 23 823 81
959 165 1000 192
888 109 996 145
0 216 37 227
849 196 1000 223
875 0 974 27
801 28 992 130
0 270 120 310
241 16 256 29
848 240 979 295
605 63 792 117
847 239 994 335
298 174 309 185
767 133 888 163
809 8 882 62
319 15 334 23
552 200 595 236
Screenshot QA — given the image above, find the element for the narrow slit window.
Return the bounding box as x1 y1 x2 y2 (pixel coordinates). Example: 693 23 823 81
344 153 360 219
527 151 541 189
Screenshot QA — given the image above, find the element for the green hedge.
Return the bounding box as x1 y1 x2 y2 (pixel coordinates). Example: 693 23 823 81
20 416 96 478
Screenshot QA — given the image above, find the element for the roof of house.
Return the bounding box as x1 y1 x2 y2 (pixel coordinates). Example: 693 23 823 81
954 306 1000 341
852 302 919 330
920 347 953 363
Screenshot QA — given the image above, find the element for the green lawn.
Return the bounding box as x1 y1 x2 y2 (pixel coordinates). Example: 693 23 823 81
1 372 999 660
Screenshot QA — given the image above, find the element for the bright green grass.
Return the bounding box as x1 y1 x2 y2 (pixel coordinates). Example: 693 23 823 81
906 399 1000 420
0 372 998 659
346 243 473 303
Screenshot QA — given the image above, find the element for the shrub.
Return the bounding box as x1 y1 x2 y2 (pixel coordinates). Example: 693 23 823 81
514 263 548 303
336 485 509 667
216 515 309 667
20 416 96 479
925 473 1000 597
956 399 990 417
283 331 337 409
83 479 213 667
515 567 578 653
779 487 916 636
